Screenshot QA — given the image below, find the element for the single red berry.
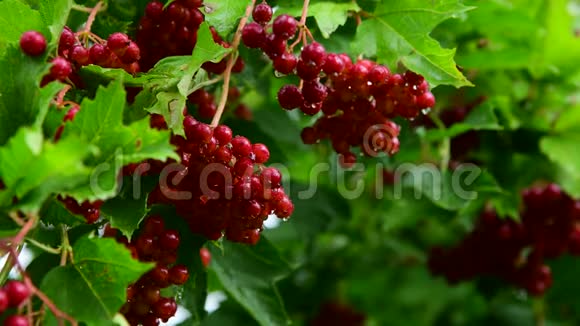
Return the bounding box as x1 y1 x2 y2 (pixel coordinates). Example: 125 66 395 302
273 52 298 74
4 281 30 307
107 33 131 56
0 289 8 313
200 247 211 267
186 123 213 143
301 42 326 67
275 195 294 218
58 27 76 53
252 143 270 163
416 92 435 109
231 136 253 157
19 31 46 56
241 22 266 48
159 230 180 251
253 3 273 24
3 315 29 326
153 298 178 321
142 287 161 304
50 57 72 81
120 42 141 64
70 45 90 65
302 80 328 103
260 167 282 188
277 85 303 110
145 1 164 19
169 264 190 285
213 125 233 145
273 14 298 40
322 53 345 74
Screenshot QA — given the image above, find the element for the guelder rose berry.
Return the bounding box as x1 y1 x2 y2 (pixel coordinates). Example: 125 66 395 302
19 31 46 56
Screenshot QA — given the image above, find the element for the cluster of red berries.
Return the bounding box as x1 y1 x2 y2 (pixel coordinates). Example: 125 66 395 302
20 27 140 86
137 0 243 74
57 195 103 224
106 217 188 326
310 301 366 326
0 280 32 326
428 183 580 296
241 2 435 167
145 115 293 244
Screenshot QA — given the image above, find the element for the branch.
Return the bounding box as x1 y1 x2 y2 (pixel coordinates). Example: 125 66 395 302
210 0 257 127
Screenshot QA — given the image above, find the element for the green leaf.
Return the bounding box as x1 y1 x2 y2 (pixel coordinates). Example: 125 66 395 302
204 0 251 36
41 237 154 326
0 0 45 53
0 46 62 145
531 0 580 76
209 238 292 326
61 80 177 202
308 2 361 38
40 197 86 227
0 127 91 212
422 102 503 141
351 0 473 88
144 22 229 135
39 0 73 43
100 176 156 239
280 2 361 38
540 132 580 198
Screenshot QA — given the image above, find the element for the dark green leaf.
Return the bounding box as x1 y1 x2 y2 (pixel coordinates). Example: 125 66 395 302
209 238 292 326
352 0 473 88
41 237 153 326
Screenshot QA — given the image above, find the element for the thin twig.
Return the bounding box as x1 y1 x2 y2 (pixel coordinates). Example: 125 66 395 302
82 1 104 34
210 0 257 127
9 248 77 326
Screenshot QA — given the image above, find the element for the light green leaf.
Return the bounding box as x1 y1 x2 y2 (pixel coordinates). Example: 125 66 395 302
0 127 91 212
41 237 153 326
61 80 177 202
540 132 580 198
352 0 473 88
280 2 361 38
144 22 229 135
0 0 45 53
204 0 251 36
39 0 73 43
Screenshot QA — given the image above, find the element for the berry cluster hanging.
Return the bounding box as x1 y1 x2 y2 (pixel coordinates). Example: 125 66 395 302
429 184 580 296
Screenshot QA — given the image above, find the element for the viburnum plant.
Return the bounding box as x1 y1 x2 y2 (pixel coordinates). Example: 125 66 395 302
0 0 579 325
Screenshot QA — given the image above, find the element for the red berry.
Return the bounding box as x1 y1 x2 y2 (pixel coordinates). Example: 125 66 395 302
200 247 211 267
301 127 318 144
19 31 46 56
231 136 252 157
301 42 326 67
302 80 328 103
145 1 164 19
274 195 294 218
273 52 297 74
107 33 131 56
120 42 141 64
159 230 180 251
169 265 190 285
416 92 435 108
322 53 345 75
186 123 213 143
0 289 8 313
58 27 75 52
70 45 90 65
277 85 303 110
241 22 266 48
153 298 177 321
273 14 297 40
252 143 270 163
260 167 282 188
4 281 30 307
213 125 233 145
50 57 72 81
3 315 29 326
253 3 273 24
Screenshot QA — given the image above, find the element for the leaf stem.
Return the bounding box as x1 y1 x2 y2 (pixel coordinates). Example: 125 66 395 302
429 113 450 171
82 1 104 34
210 0 257 127
59 226 71 266
25 238 61 255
